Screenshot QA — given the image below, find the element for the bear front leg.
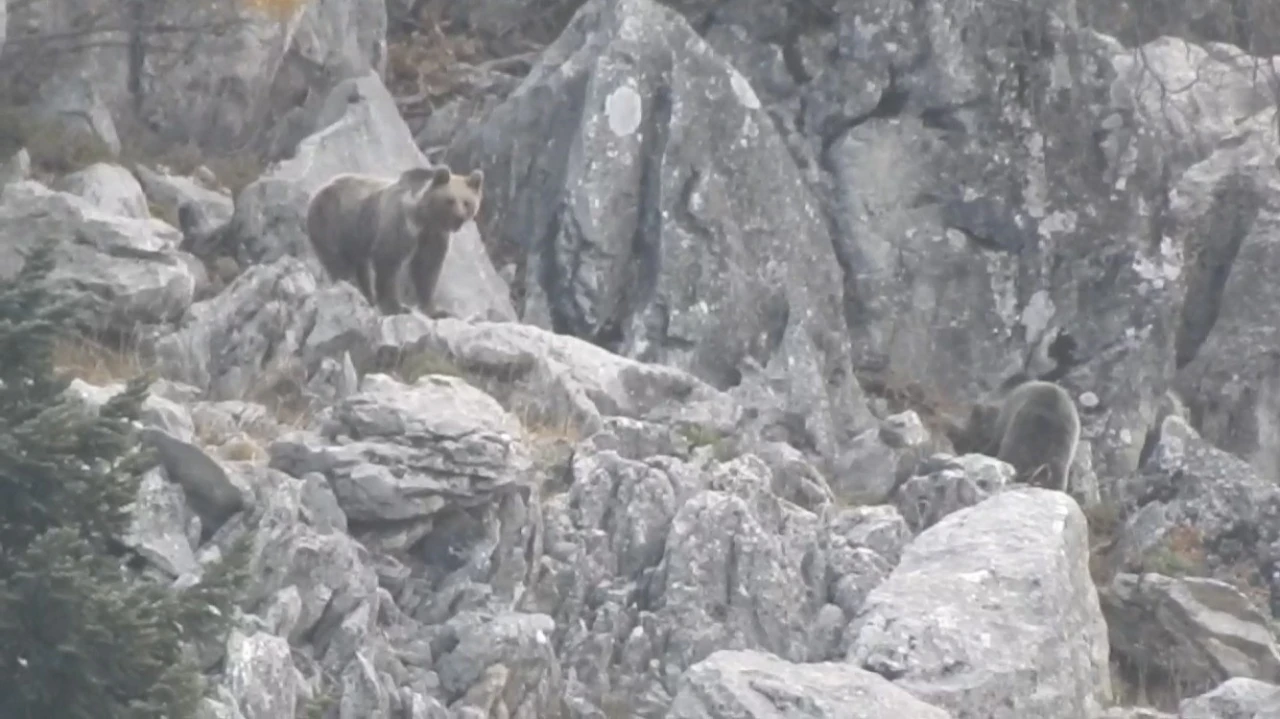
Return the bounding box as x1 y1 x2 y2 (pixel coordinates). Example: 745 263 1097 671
353 259 377 308
372 254 407 315
409 239 449 315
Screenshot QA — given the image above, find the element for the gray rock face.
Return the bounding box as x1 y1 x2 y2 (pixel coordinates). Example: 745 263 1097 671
0 180 195 334
667 649 954 719
53 162 150 219
269 373 531 550
13 0 1280 715
446 0 874 468
893 453 1013 532
847 488 1111 719
23 0 383 153
1165 82 1280 479
32 76 122 156
140 426 248 538
1101 710 1176 719
1179 678 1280 719
124 467 201 578
435 611 558 712
152 257 344 400
651 0 1182 490
1103 572 1280 698
372 315 741 437
133 164 234 230
1117 416 1280 614
225 631 297 719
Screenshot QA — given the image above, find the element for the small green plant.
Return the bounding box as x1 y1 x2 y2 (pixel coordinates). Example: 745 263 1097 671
203 152 265 196
676 423 739 462
518 405 581 496
1136 525 1207 578
1139 547 1198 577
1083 502 1122 537
217 435 266 463
303 685 337 719
148 201 179 227
395 349 464 383
679 423 723 449
177 532 255 648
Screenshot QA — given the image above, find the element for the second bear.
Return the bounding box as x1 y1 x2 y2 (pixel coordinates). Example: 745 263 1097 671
946 375 1081 492
306 164 484 314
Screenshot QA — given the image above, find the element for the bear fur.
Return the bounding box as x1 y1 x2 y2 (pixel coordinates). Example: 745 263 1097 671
987 378 1081 491
945 375 1081 492
305 165 484 314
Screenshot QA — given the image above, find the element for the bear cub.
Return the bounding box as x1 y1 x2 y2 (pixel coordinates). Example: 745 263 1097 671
306 164 484 315
947 374 1081 493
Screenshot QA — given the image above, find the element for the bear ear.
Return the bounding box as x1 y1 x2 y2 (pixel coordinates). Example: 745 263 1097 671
466 169 484 192
431 167 452 187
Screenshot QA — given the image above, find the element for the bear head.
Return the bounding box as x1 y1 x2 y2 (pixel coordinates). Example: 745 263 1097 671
401 165 485 232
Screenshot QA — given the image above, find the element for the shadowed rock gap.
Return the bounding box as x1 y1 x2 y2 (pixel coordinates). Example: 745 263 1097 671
1175 171 1258 369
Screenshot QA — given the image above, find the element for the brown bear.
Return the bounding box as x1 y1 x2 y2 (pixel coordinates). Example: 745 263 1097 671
305 164 484 314
946 375 1081 492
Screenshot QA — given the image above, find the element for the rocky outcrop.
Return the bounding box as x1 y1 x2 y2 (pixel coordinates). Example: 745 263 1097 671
5 0 1280 715
0 180 196 334
1102 572 1280 700
5 0 386 153
848 488 1112 719
667 649 954 719
446 0 875 471
1179 677 1280 719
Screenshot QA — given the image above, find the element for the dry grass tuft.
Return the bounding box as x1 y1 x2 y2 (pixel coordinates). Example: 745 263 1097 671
239 0 309 22
511 399 583 495
0 108 115 177
857 367 969 446
243 361 316 430
1084 502 1125 585
393 348 466 384
52 334 152 386
214 433 269 463
116 122 262 197
1137 524 1208 578
200 152 265 196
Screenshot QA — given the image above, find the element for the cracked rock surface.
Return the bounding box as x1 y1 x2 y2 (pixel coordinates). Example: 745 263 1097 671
9 0 1280 715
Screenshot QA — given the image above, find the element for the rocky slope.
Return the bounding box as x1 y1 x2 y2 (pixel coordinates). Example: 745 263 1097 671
5 0 1280 717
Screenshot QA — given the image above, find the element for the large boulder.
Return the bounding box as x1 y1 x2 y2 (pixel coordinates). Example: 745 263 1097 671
446 0 874 468
847 488 1112 718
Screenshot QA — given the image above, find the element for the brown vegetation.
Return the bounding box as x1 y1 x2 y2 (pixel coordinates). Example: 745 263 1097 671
52 334 152 386
391 348 466 384
856 367 969 447
0 109 115 178
386 3 486 108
